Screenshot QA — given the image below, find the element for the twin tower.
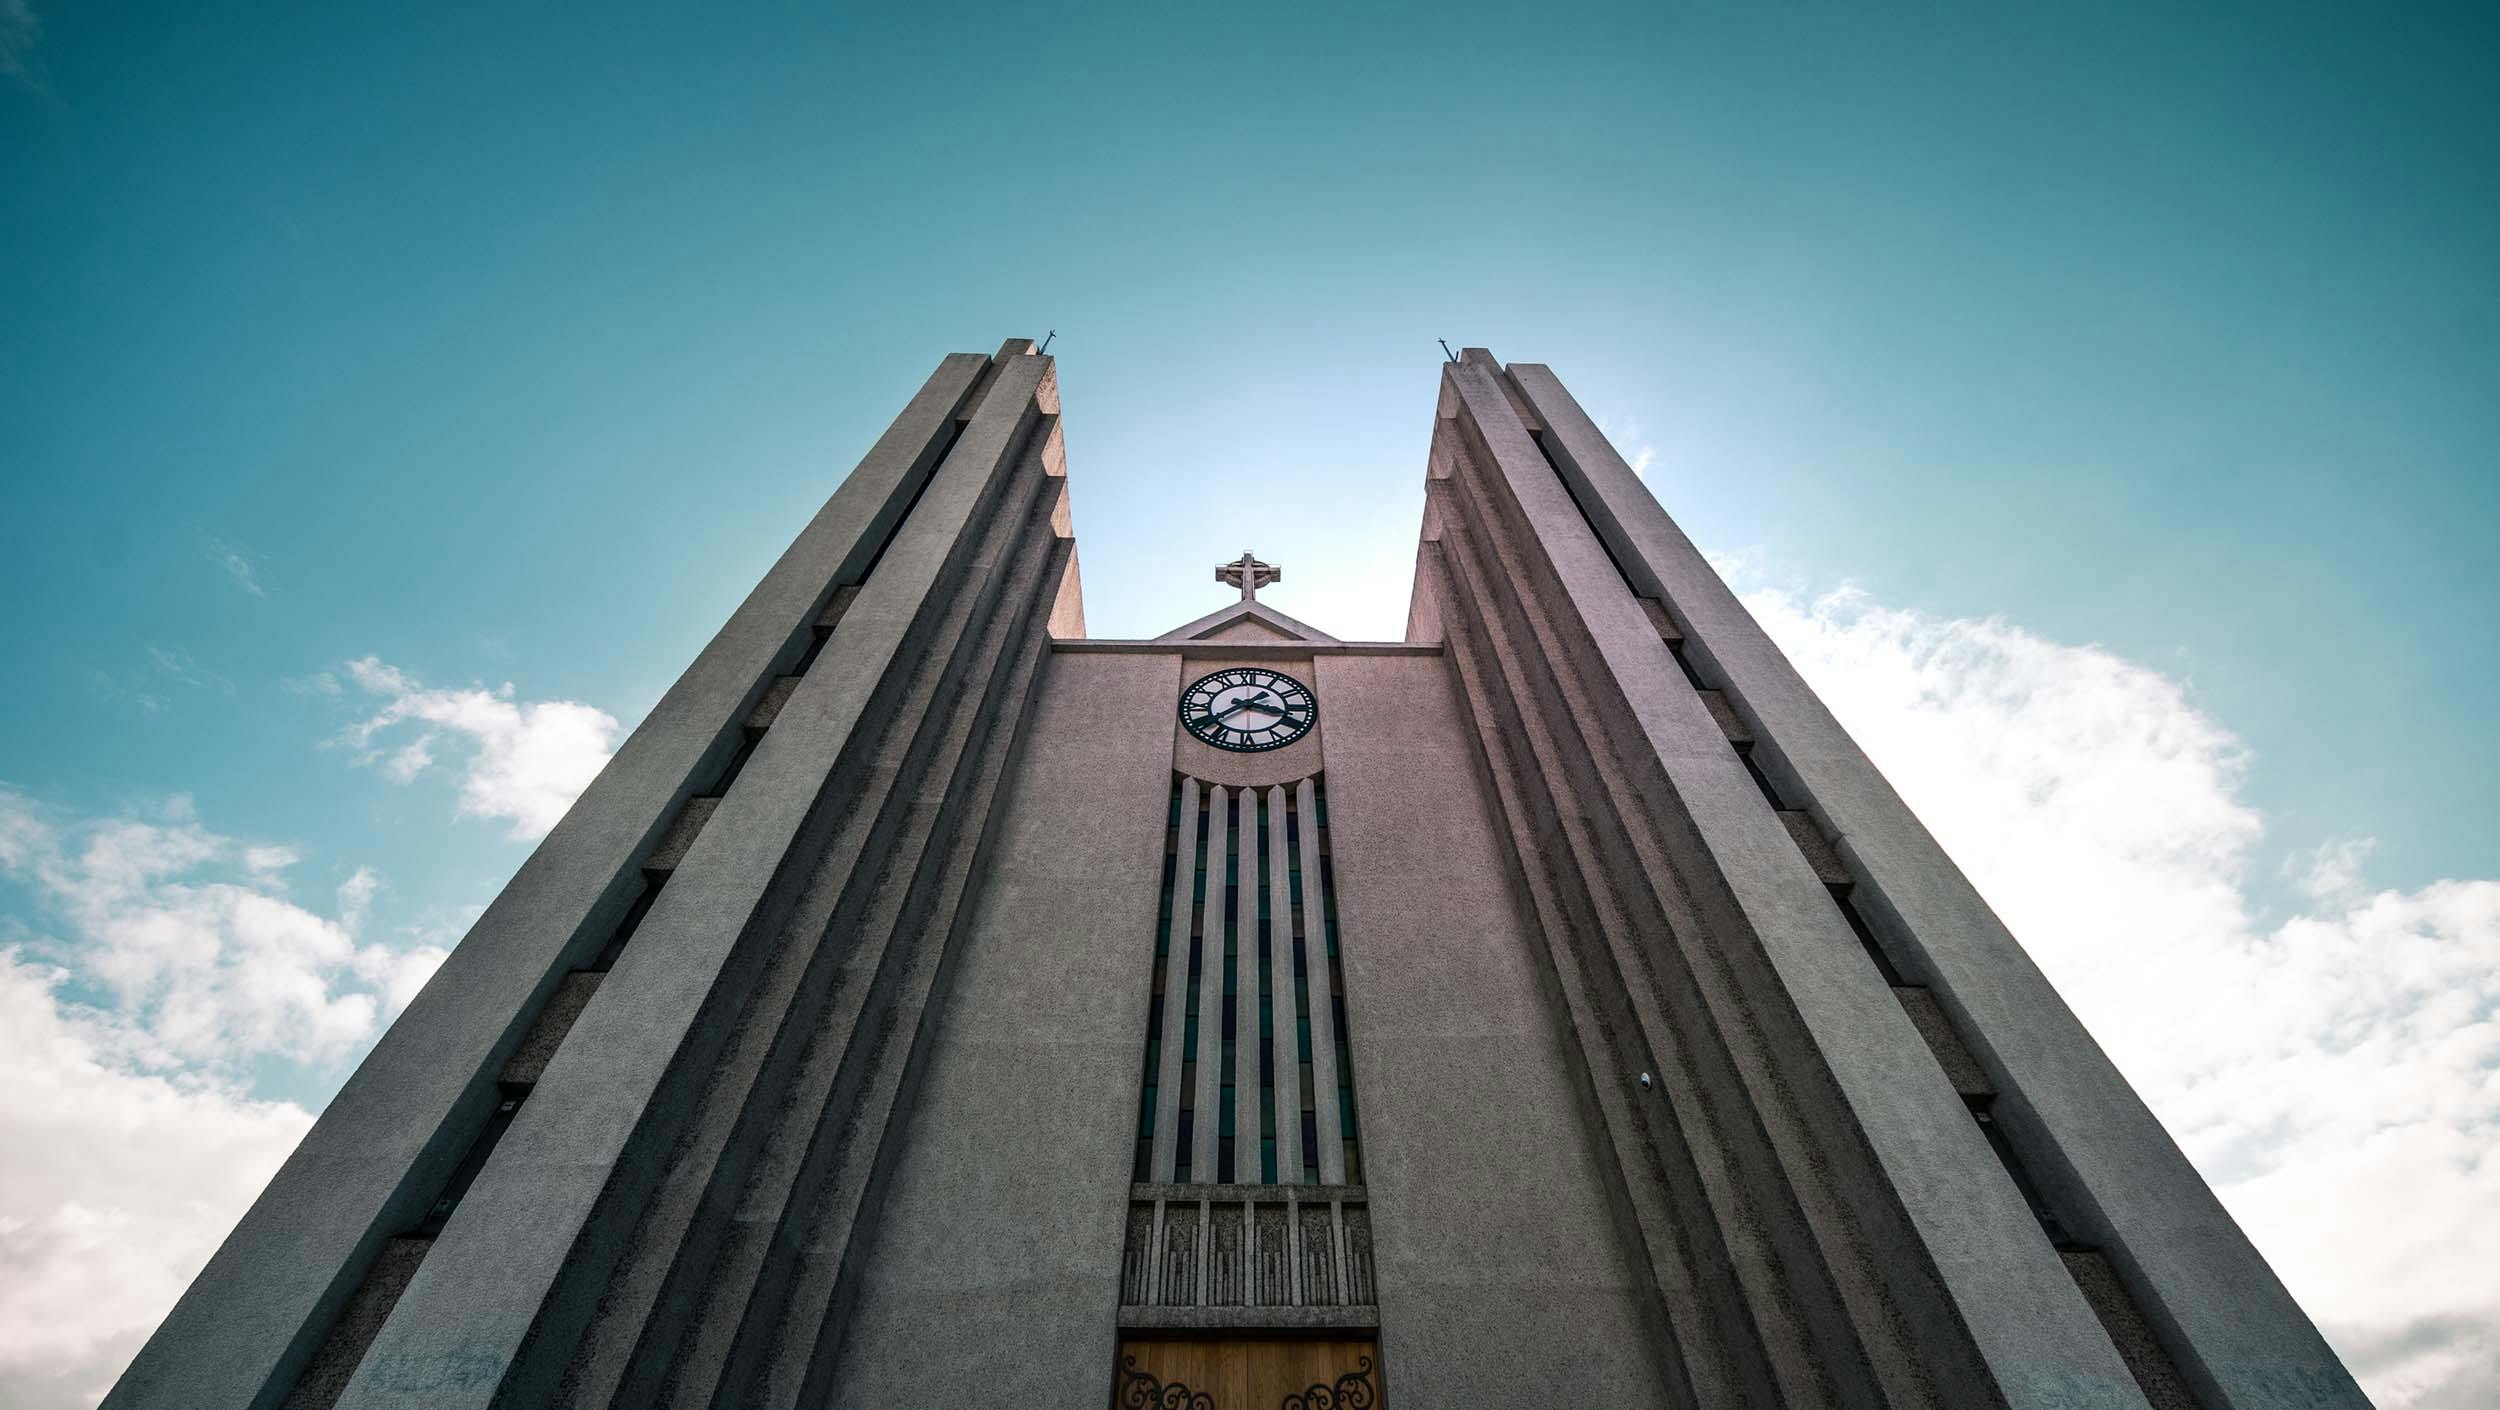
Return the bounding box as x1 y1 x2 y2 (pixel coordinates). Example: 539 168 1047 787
109 342 2366 1408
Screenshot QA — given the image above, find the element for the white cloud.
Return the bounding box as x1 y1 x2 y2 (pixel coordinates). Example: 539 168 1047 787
1742 581 2500 1410
0 790 439 1071
335 866 382 932
0 789 447 1408
241 845 299 879
0 950 312 1410
341 657 618 840
201 538 265 598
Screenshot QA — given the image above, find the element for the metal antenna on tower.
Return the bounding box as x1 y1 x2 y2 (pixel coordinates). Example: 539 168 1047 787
1438 339 1458 363
1038 330 1056 355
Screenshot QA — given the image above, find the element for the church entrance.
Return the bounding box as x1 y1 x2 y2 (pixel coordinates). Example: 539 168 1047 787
1112 1337 1380 1408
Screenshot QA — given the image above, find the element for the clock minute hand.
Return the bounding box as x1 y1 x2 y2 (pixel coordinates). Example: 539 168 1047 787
1197 699 1256 728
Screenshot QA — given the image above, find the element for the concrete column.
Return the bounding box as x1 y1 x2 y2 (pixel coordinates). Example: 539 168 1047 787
100 351 996 1410
1444 350 2143 1407
1297 776 1346 1184
1192 786 1230 1182
1505 357 2365 1409
1231 786 1261 1183
1149 777 1201 1183
1264 784 1303 1185
330 353 1054 1410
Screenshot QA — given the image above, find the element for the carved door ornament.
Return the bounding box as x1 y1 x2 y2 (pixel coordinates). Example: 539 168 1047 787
1281 1355 1377 1409
1118 1355 1216 1410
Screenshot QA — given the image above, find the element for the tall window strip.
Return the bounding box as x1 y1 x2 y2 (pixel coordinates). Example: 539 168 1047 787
1285 788 1320 1182
1177 793 1210 1182
1314 785 1363 1185
1256 790 1279 1182
1219 800 1241 1183
1132 778 1184 1181
1130 772 1364 1190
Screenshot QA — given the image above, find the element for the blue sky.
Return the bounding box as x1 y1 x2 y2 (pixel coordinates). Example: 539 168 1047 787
3 3 2497 1406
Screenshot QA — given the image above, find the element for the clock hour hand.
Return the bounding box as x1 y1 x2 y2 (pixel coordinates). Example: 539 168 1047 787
1191 700 1254 730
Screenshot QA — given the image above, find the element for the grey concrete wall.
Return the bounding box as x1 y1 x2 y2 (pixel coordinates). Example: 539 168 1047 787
1317 651 1677 1409
103 351 995 1410
324 352 1055 1410
1426 350 2153 1409
1504 357 2367 1410
829 649 1181 1406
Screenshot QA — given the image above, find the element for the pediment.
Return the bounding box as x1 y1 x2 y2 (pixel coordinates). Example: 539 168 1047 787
1153 599 1341 645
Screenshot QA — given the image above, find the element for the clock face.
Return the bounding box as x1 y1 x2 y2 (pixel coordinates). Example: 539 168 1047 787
1179 667 1316 753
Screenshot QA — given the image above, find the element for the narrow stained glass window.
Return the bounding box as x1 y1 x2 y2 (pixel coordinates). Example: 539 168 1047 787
1127 773 1364 1193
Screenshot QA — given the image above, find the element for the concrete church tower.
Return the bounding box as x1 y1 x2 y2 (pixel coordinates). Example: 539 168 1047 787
107 341 2366 1409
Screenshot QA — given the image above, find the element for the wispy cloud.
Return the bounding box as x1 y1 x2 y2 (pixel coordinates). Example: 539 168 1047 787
90 648 234 716
0 790 440 1069
0 0 40 95
145 647 231 695
1595 413 1658 479
1741 580 2500 1410
340 656 619 839
201 538 266 598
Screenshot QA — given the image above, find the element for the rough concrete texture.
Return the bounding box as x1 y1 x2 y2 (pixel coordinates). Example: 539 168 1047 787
1317 650 1678 1408
640 793 719 871
496 971 603 1088
323 354 1057 1410
102 350 998 1410
745 674 802 730
828 649 1179 1406
278 1237 433 1410
2065 1250 2205 1410
1506 353 2367 1409
1894 986 1996 1099
112 342 2364 1410
1776 810 1853 888
1429 348 2150 1408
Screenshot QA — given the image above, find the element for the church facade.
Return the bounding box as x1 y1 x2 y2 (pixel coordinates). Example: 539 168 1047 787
107 341 2367 1409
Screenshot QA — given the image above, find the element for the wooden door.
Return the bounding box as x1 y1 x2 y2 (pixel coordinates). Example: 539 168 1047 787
1112 1337 1380 1409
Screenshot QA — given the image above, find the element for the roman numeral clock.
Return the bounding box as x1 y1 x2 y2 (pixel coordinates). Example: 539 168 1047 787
1179 667 1315 752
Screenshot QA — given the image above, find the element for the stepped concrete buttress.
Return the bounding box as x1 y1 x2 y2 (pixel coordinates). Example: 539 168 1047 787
104 341 2367 1410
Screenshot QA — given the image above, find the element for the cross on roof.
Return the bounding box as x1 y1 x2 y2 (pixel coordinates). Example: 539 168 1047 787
1217 550 1281 602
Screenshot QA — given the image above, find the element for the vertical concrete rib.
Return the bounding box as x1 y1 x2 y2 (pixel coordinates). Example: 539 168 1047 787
738 539 1070 1410
1150 778 1201 1182
1507 359 2367 1410
1428 539 1739 1410
1192 786 1230 1181
1264 785 1303 1185
612 448 1069 1410
1437 373 1865 1409
1232 789 1260 1184
99 353 990 1410
326 352 1051 1410
1297 776 1346 1185
1443 349 2148 1407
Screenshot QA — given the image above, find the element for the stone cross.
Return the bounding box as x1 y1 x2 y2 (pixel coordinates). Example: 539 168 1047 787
1216 551 1281 602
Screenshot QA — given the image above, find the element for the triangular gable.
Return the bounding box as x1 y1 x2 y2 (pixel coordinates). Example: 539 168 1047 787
1153 599 1342 645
